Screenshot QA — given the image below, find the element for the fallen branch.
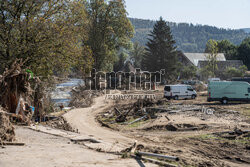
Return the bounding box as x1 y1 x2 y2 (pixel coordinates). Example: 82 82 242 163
2 142 25 146
133 155 178 167
136 151 179 162
128 115 147 125
114 107 121 115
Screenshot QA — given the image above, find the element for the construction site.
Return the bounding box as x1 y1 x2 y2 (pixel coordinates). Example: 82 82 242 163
0 61 249 167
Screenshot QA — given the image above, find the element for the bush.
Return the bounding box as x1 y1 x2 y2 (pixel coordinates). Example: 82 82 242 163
226 65 247 78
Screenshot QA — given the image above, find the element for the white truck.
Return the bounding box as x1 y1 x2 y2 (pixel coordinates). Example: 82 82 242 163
164 84 197 100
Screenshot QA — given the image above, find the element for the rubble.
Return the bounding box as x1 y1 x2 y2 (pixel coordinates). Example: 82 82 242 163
0 59 39 124
0 109 15 142
46 116 76 132
213 128 250 140
69 86 104 108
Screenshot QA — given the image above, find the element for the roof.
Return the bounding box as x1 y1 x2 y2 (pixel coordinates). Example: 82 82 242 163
183 53 226 66
197 60 244 71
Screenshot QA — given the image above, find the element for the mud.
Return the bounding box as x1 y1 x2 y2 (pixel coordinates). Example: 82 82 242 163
143 123 209 131
96 92 250 167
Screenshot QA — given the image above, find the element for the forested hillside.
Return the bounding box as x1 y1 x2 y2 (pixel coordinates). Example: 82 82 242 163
241 28 250 33
130 18 250 52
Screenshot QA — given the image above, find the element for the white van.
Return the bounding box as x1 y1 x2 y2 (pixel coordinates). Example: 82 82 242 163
164 84 197 100
208 78 220 82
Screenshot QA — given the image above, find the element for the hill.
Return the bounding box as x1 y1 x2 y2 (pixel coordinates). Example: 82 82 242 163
241 28 250 33
130 18 250 52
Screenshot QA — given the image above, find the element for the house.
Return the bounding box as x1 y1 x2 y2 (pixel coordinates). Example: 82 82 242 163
178 52 245 80
178 52 226 66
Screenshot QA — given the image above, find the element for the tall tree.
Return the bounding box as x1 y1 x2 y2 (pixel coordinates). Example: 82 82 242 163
204 39 219 77
113 52 128 72
217 40 238 60
0 0 89 77
238 37 250 69
0 0 92 76
85 0 134 71
142 17 178 82
130 42 145 68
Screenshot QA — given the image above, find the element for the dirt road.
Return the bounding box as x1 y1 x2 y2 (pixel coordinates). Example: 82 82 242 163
0 126 157 167
63 95 136 152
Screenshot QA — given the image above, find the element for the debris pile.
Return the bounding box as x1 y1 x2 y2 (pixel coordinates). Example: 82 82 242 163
213 128 250 140
46 116 76 132
0 60 34 124
0 59 43 124
0 109 15 142
69 86 104 108
99 98 169 125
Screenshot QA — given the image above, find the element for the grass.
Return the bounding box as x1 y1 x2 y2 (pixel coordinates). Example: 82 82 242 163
190 133 250 145
193 134 217 140
241 108 250 118
127 118 149 128
235 137 250 144
99 116 116 123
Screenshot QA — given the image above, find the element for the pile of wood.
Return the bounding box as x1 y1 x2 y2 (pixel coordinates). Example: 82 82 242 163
113 98 167 123
0 59 34 124
0 109 15 142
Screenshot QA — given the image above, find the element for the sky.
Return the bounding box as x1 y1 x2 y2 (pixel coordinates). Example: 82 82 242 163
125 0 250 29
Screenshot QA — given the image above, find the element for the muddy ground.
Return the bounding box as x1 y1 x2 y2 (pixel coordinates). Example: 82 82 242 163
0 126 158 167
97 92 250 167
1 89 249 167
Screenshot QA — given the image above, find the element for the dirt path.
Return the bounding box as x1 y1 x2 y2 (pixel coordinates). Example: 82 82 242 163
63 95 135 152
0 126 157 167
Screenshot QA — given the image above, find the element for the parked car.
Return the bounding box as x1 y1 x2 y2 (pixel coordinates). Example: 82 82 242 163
207 81 250 104
164 84 197 100
208 78 220 82
181 80 205 86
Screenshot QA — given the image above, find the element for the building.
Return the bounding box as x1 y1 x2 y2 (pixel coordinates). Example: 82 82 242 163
178 52 226 66
178 52 245 80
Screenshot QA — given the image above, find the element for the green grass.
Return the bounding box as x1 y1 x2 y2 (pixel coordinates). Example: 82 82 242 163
127 119 149 128
242 109 250 118
190 133 250 145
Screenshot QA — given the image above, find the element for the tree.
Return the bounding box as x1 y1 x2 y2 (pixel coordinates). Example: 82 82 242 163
69 0 94 76
226 65 247 78
130 18 250 53
238 37 250 69
130 42 145 68
0 0 91 77
181 66 197 80
204 39 219 77
142 17 178 82
85 0 134 71
113 52 128 72
199 66 214 81
217 40 238 60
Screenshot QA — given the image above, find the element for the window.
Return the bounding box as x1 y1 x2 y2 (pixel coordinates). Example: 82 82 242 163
248 88 250 93
164 86 170 91
187 86 193 91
